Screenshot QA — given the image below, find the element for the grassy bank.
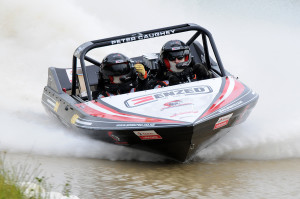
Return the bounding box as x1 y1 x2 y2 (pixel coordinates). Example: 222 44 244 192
0 153 26 198
0 152 78 199
0 174 25 199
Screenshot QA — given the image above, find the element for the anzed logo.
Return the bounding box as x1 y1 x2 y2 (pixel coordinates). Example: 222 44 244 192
125 85 212 108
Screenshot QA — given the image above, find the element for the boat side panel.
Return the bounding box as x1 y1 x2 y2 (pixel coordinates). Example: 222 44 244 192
42 86 85 127
187 96 259 160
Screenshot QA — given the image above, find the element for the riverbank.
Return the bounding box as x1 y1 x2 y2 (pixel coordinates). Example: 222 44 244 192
0 152 79 199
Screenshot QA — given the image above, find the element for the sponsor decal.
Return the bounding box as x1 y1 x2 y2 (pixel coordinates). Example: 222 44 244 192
161 100 192 110
108 131 120 141
111 29 175 45
108 131 128 145
70 114 79 124
172 47 181 50
125 85 212 108
116 123 155 127
109 133 120 141
54 102 60 112
214 113 233 130
115 59 124 63
134 130 162 140
170 111 199 118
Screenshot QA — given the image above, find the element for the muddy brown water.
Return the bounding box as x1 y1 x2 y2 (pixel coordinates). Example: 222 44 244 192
5 153 300 199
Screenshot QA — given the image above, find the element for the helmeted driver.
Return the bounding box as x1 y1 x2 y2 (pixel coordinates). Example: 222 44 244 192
151 40 212 88
160 40 192 73
96 53 147 98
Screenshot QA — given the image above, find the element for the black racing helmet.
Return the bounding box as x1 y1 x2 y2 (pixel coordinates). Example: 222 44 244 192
100 53 132 77
160 40 192 70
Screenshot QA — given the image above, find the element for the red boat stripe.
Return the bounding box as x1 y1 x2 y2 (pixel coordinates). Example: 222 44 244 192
212 77 232 108
200 77 244 118
76 101 182 123
132 96 155 105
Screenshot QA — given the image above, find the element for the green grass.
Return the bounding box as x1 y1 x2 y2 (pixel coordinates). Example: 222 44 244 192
0 152 76 199
0 153 26 199
0 152 50 199
0 174 25 199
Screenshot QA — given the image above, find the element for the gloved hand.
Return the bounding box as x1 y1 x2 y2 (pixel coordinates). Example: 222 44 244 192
193 63 212 80
134 63 146 76
168 75 181 86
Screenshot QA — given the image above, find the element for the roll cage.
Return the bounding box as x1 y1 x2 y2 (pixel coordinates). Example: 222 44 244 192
71 23 226 101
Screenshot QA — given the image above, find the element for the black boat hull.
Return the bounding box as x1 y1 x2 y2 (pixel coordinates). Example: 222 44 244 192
42 85 258 162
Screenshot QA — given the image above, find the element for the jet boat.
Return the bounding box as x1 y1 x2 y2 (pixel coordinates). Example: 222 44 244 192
42 23 259 162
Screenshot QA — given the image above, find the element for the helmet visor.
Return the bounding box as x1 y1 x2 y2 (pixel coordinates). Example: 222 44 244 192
102 63 131 76
109 74 133 84
167 50 188 61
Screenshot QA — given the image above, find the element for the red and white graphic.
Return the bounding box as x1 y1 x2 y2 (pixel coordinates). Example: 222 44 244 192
130 95 156 106
161 100 192 110
200 77 244 119
214 113 233 130
133 130 162 140
170 110 199 118
108 131 128 145
76 101 182 123
125 85 212 108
